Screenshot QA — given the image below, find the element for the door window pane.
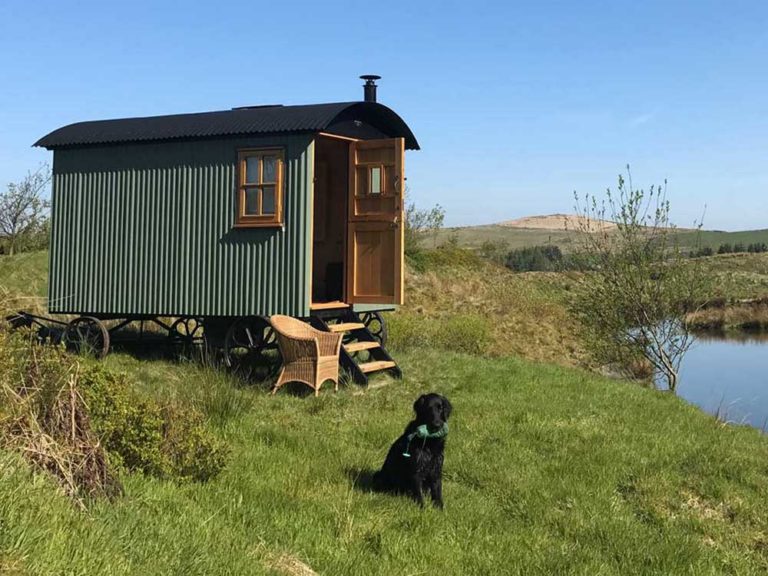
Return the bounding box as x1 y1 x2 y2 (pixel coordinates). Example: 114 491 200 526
244 188 259 214
245 157 260 184
370 166 381 195
262 186 276 214
262 156 277 183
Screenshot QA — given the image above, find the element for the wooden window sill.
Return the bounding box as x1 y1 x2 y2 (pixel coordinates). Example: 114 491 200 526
232 222 284 229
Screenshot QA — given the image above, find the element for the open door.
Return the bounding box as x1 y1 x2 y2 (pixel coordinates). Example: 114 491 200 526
346 137 405 304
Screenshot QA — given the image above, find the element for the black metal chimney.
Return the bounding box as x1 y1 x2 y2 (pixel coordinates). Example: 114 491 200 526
360 75 381 102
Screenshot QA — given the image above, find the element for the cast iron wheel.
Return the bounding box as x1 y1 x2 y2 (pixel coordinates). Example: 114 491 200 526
64 316 110 359
360 311 387 346
168 317 205 359
223 316 280 378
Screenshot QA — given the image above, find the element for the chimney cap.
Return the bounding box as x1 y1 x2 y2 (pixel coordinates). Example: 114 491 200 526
360 74 381 82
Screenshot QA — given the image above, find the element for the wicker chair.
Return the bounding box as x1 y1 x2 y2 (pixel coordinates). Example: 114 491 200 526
269 315 343 396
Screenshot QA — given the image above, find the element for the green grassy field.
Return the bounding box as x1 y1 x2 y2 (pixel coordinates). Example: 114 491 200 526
673 228 768 251
4 350 768 575
3 251 768 574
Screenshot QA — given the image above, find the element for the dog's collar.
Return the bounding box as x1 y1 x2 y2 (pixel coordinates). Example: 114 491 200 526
402 423 449 458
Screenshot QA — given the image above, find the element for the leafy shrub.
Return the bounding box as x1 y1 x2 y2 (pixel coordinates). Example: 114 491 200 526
79 365 228 482
0 329 227 498
404 203 445 257
389 312 491 355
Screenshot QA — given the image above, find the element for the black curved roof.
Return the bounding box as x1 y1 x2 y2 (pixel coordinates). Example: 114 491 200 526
35 101 419 150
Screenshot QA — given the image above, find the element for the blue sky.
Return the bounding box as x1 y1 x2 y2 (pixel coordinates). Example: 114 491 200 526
1 0 766 230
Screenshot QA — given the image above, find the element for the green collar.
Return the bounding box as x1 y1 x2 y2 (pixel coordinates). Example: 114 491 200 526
403 423 449 458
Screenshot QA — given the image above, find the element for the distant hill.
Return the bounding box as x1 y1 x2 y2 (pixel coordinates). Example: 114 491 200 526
432 214 768 253
496 214 617 232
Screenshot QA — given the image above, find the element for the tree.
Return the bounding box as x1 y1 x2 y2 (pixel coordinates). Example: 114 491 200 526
0 166 51 255
404 202 445 256
573 168 710 392
505 245 564 272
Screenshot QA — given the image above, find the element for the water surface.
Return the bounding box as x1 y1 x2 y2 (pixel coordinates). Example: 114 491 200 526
678 332 768 429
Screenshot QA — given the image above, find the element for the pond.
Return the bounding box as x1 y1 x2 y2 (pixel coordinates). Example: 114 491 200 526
678 332 768 430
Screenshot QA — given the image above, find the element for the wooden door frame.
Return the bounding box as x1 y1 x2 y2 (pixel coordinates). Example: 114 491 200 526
309 134 357 308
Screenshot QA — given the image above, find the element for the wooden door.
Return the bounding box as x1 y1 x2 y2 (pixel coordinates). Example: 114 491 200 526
347 137 405 304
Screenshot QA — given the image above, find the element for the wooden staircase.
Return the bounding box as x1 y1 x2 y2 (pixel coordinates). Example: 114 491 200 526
309 308 401 385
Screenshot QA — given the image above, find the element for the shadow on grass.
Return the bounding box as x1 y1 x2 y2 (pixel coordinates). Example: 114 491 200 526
344 466 400 498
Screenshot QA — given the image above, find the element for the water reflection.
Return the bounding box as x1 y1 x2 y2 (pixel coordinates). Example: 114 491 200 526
678 332 768 430
693 330 768 345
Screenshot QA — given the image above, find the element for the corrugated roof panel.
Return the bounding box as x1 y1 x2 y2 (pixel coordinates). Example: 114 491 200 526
35 101 420 150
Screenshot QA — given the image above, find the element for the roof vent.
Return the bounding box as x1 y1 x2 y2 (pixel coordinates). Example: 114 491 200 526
231 104 284 110
360 75 381 103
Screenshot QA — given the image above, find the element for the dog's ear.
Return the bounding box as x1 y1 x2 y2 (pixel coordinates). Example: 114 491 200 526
413 394 427 415
442 397 453 420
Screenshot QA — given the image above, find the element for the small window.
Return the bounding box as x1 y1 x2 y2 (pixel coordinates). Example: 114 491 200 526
369 166 382 195
235 149 284 227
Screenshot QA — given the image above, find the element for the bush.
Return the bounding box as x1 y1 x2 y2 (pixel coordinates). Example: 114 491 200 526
0 329 228 500
79 365 228 482
0 329 121 502
404 203 445 257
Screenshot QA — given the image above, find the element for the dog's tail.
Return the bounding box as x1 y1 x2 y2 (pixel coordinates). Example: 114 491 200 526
371 469 387 490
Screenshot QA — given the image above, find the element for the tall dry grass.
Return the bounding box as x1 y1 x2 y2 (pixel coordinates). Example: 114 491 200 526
0 327 121 505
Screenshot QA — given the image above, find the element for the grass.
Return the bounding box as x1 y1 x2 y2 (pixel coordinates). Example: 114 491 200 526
3 350 768 575
0 251 48 314
696 253 768 301
430 223 768 256
4 249 768 573
430 224 580 251
687 299 768 332
672 228 768 251
398 253 588 366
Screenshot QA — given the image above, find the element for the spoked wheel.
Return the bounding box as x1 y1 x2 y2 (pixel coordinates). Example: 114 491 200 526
359 311 387 346
64 316 110 359
223 316 281 379
168 317 205 360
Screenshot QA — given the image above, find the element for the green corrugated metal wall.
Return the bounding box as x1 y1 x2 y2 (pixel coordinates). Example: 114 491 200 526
49 134 314 318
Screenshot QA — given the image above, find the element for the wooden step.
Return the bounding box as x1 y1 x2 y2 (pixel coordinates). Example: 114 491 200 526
328 322 365 333
310 301 350 311
359 360 397 374
344 341 381 353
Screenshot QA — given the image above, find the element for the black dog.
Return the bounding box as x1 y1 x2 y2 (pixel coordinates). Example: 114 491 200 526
373 393 452 508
